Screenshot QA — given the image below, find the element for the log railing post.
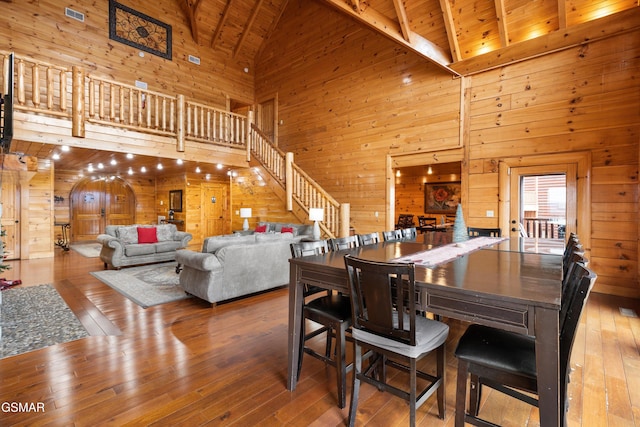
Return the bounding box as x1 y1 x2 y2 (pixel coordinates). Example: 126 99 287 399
339 203 350 237
246 109 254 161
71 66 85 138
285 152 294 211
177 94 185 152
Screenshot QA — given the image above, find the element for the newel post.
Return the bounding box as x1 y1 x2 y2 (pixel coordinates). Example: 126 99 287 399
71 66 85 138
285 152 294 211
339 203 350 237
176 94 185 152
246 109 254 161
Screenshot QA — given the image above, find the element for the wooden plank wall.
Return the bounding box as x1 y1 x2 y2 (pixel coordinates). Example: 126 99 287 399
256 1 640 297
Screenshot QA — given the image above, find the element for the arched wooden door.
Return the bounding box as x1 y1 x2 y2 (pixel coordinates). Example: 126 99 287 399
70 177 136 241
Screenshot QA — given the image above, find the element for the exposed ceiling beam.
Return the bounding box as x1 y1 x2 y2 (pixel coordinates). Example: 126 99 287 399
493 0 509 48
323 0 459 76
438 0 461 62
180 0 202 44
211 0 233 48
450 7 640 76
391 0 412 43
234 0 265 58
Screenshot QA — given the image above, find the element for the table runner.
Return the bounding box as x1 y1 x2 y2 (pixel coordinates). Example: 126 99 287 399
393 236 507 267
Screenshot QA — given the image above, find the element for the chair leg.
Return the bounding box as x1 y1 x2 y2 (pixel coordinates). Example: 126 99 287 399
335 321 347 409
410 358 417 427
470 374 481 416
348 343 362 427
455 359 469 427
437 344 446 419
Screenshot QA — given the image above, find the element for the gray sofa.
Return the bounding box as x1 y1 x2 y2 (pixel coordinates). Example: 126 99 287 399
97 224 193 269
175 232 305 305
246 221 314 236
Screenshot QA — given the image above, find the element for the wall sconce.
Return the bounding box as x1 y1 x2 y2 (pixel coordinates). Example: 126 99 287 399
240 208 252 231
309 208 324 240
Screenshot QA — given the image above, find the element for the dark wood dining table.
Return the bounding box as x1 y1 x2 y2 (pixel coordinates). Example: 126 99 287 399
287 237 563 427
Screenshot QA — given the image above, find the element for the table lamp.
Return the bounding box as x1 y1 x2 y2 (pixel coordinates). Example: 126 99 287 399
309 208 324 240
240 208 252 231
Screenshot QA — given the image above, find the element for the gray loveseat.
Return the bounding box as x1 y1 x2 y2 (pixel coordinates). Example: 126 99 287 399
175 232 305 305
97 224 193 269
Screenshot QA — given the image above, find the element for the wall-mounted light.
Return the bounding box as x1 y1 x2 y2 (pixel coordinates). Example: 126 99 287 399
427 166 433 175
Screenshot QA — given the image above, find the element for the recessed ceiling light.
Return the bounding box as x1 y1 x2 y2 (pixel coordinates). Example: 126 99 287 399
176 159 183 165
126 153 134 159
141 166 147 173
157 163 163 170
216 163 223 169
61 145 70 152
110 159 117 165
128 168 133 175
195 167 201 173
52 153 60 160
98 163 104 169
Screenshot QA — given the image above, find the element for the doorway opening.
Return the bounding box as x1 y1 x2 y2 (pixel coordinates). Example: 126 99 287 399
520 174 567 239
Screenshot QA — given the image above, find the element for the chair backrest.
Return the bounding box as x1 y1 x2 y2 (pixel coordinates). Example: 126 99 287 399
382 229 403 242
400 227 417 240
396 214 415 228
559 264 597 403
290 240 330 258
467 227 502 237
563 236 583 264
560 252 589 328
329 235 360 251
358 232 380 246
344 255 417 346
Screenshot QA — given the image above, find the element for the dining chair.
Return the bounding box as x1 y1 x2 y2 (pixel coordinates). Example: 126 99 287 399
417 216 437 233
467 227 502 237
395 214 415 229
382 229 403 242
400 227 418 241
329 235 360 251
454 263 597 427
357 231 380 246
344 255 449 426
290 240 352 408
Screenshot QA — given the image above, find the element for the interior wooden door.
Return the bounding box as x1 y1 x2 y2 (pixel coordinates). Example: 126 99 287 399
202 183 227 237
105 178 136 226
0 173 20 260
71 179 105 241
70 177 135 241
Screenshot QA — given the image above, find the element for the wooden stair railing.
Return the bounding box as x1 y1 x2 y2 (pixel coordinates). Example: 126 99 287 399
249 124 350 238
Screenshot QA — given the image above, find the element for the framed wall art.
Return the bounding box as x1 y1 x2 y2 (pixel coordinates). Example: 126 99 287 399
424 182 461 214
109 0 172 60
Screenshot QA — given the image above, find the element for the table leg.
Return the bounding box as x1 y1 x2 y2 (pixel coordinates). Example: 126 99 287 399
287 263 304 391
535 307 560 427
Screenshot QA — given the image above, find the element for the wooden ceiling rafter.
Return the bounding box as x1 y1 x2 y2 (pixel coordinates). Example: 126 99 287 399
438 0 461 62
323 0 459 76
255 0 290 61
493 0 509 48
391 0 412 43
234 0 265 58
181 0 202 44
211 0 234 48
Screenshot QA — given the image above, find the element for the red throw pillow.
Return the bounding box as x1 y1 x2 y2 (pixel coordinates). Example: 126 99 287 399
137 227 158 244
255 224 268 233
281 227 294 234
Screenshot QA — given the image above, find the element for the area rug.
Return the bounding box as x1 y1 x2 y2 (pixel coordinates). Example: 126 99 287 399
90 262 189 308
70 243 102 258
0 284 89 359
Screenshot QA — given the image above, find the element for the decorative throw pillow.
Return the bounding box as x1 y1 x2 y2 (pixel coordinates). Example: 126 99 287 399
281 226 294 234
137 227 158 244
255 224 268 233
117 226 139 244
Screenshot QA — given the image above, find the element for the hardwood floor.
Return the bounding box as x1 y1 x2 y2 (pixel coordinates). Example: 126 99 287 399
0 249 639 426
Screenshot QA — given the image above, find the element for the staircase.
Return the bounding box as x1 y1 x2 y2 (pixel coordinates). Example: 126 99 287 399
249 124 350 238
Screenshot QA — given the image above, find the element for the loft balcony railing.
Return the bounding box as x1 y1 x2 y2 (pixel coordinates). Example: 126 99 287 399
1 52 350 238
